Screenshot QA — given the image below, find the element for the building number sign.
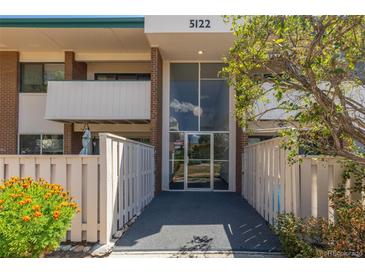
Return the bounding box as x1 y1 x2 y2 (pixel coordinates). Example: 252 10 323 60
189 19 211 29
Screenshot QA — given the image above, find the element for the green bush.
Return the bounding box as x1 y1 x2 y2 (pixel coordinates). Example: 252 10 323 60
275 214 317 257
275 193 365 258
0 177 79 257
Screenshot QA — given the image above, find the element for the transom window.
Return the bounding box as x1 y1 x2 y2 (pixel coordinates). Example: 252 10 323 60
169 63 229 131
19 134 63 155
20 63 65 93
94 73 150 81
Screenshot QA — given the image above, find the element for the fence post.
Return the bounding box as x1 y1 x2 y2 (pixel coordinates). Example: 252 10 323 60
99 133 113 245
136 144 142 216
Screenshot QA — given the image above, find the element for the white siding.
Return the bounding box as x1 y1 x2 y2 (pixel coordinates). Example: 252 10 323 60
45 81 151 121
19 93 64 134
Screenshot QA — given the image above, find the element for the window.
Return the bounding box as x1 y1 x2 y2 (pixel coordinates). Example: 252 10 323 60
19 134 63 155
20 63 64 93
213 133 229 190
19 135 41 155
95 73 151 81
169 63 229 131
168 63 231 191
200 80 229 131
170 63 199 131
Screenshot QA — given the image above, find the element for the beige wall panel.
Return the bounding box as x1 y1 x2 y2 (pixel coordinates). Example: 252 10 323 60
19 94 64 134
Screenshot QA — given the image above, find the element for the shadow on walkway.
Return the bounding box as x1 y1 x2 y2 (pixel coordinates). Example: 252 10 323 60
114 192 281 255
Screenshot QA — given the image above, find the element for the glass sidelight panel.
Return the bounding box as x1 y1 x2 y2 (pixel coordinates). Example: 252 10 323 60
169 132 184 160
170 63 199 131
214 133 229 160
187 134 211 189
169 160 184 190
213 161 229 190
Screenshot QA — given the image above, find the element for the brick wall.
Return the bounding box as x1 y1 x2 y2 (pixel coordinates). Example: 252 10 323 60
0 52 19 154
150 48 163 194
64 123 83 154
64 51 87 80
63 51 87 154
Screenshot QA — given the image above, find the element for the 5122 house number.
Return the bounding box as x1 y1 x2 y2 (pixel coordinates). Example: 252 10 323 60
189 19 211 29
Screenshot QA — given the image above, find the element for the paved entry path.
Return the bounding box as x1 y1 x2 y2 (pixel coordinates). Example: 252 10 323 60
114 192 281 253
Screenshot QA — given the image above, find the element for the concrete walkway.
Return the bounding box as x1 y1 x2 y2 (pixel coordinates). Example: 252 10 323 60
114 192 281 255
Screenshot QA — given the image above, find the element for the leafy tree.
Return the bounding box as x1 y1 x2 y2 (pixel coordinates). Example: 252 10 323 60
223 16 365 166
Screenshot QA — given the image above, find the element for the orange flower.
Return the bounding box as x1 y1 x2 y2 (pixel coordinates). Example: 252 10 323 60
60 202 69 207
34 211 42 218
18 200 26 205
53 210 60 220
22 216 31 222
32 204 41 211
24 198 32 204
0 199 4 205
44 193 52 199
0 185 5 190
69 202 78 208
22 183 30 189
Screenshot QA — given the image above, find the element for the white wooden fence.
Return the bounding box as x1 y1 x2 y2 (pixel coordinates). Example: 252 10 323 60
99 133 155 244
242 137 364 224
0 133 155 244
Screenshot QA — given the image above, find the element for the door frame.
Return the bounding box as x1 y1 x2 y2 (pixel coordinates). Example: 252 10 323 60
184 132 214 191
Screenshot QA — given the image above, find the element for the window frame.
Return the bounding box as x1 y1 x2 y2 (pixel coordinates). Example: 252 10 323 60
19 62 65 93
94 73 151 81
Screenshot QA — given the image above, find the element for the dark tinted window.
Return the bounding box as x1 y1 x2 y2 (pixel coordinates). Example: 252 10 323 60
95 73 150 81
200 63 225 79
20 63 64 93
19 135 41 154
19 134 63 155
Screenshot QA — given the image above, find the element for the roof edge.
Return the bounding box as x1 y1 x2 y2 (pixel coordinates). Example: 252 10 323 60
0 17 144 28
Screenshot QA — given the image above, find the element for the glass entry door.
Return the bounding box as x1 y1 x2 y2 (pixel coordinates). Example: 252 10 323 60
185 133 213 190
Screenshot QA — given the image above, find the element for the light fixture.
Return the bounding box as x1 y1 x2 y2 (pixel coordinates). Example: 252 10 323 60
198 50 204 55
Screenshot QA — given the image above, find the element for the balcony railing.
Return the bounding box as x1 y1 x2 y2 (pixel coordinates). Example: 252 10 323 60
45 81 151 122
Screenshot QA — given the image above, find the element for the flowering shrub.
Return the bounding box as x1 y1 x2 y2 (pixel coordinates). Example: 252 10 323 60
0 177 79 257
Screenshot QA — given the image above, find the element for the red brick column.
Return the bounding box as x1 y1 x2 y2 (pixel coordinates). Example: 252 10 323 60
65 51 87 80
0 52 19 154
150 48 163 194
236 123 248 193
63 51 86 154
